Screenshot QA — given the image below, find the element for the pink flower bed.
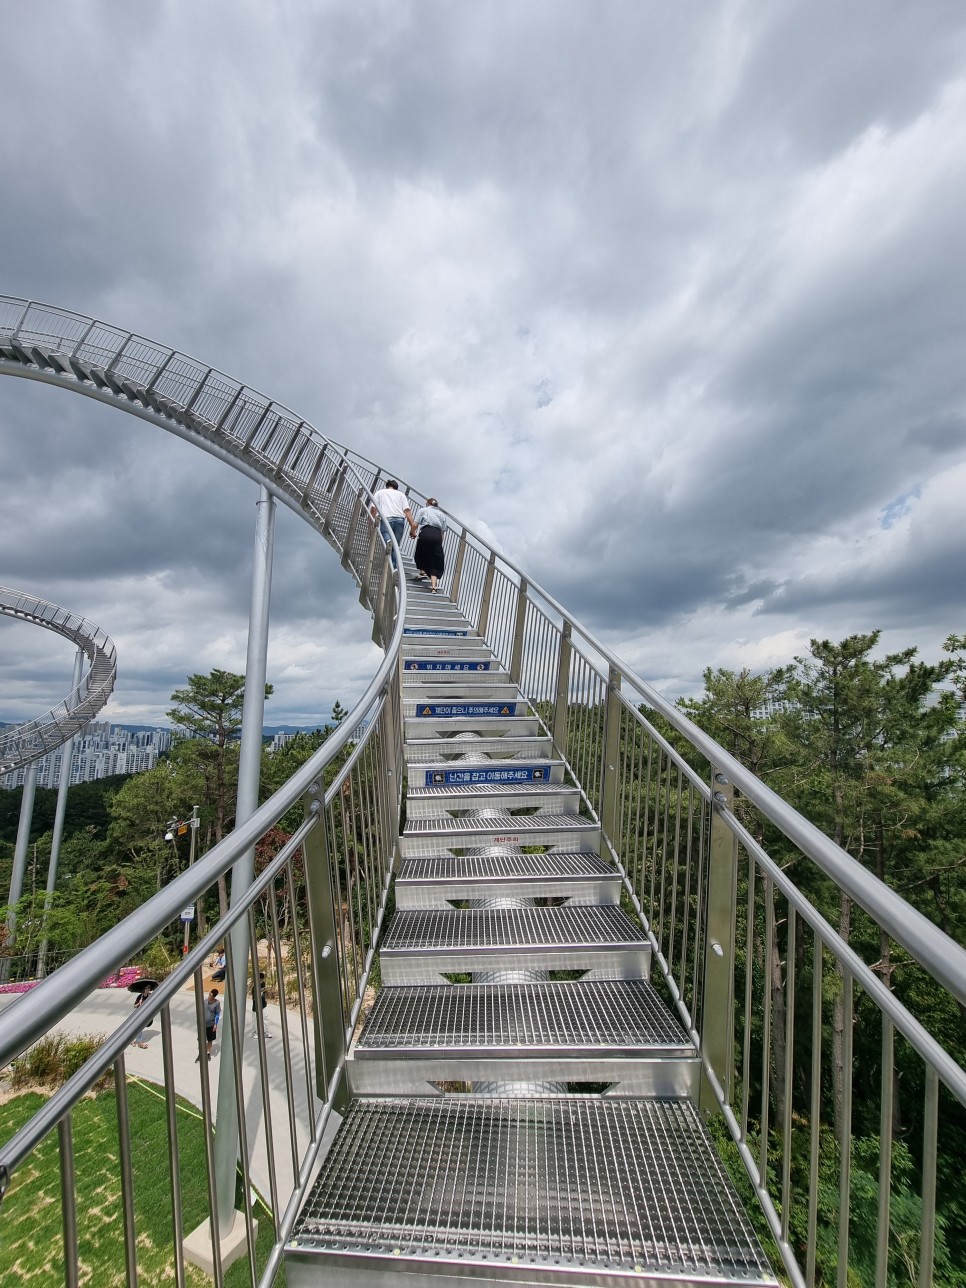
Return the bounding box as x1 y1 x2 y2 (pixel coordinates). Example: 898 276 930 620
0 965 143 995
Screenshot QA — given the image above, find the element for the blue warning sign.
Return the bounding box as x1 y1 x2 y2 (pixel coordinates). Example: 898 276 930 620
416 703 518 718
405 660 491 671
424 766 547 786
404 628 469 636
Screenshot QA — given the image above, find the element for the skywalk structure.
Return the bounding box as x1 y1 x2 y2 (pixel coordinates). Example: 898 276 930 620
0 296 964 1287
0 586 117 776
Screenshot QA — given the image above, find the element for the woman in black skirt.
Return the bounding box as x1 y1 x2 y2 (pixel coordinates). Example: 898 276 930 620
410 498 446 593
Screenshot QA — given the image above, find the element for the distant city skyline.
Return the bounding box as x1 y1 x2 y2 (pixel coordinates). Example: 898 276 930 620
0 722 319 791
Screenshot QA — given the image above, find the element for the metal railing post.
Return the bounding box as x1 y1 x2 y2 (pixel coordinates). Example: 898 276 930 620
449 532 468 607
552 621 572 759
508 579 529 685
301 785 349 1110
600 665 623 844
700 771 738 1115
341 489 365 573
477 551 497 639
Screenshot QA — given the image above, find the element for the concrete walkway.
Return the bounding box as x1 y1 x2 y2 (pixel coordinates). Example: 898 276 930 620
1 984 324 1211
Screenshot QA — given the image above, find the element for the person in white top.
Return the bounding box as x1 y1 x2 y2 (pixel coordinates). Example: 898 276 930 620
370 480 415 569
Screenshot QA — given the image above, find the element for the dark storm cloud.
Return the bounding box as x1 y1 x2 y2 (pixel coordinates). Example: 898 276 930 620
2 0 966 720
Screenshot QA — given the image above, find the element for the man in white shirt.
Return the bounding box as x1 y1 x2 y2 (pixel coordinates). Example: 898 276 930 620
371 480 414 568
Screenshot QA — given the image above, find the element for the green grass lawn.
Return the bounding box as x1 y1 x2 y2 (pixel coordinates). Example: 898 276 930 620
0 1082 281 1286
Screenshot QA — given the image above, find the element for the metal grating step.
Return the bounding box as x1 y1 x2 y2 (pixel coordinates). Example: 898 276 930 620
402 643 495 662
403 667 511 684
379 906 649 983
406 781 580 817
395 851 620 907
408 756 563 781
403 682 521 702
406 736 555 761
286 1096 778 1286
405 714 542 739
348 980 699 1097
383 906 646 952
400 815 600 858
356 979 690 1054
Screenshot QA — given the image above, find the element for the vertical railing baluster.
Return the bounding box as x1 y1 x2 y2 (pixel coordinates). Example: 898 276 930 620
160 1006 187 1288
806 932 823 1288
918 1068 938 1288
552 622 572 759
740 849 756 1137
58 1113 80 1288
759 877 775 1183
874 1016 894 1288
781 904 796 1244
700 772 737 1114
837 972 854 1288
114 1053 139 1287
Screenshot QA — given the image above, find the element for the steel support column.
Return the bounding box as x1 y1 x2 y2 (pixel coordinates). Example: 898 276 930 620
37 647 85 978
211 485 276 1238
2 761 39 982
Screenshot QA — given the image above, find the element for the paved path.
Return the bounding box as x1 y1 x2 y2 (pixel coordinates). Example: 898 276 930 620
1 985 324 1210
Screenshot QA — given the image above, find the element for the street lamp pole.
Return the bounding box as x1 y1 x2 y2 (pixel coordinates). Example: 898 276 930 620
184 805 200 955
165 807 201 955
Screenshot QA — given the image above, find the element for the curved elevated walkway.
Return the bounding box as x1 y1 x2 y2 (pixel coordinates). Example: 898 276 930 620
0 586 116 775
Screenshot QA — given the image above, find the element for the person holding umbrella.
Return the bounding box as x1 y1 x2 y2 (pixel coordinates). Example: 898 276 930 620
128 977 158 1048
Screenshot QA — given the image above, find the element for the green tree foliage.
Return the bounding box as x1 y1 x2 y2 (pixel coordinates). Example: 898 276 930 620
682 632 966 1275
167 669 273 841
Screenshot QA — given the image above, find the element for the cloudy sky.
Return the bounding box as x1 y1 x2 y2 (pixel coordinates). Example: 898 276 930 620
2 0 965 729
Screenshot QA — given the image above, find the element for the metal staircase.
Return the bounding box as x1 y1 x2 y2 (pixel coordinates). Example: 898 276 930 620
285 574 778 1286
2 297 963 1288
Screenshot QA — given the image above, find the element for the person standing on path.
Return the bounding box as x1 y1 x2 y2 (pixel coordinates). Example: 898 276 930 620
371 480 415 569
251 971 272 1038
130 984 155 1049
411 498 447 593
199 988 221 1061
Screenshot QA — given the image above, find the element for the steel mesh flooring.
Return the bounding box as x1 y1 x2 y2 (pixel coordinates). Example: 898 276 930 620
357 980 691 1052
290 1097 775 1281
382 906 647 950
406 741 554 761
399 853 614 881
403 813 598 835
408 782 577 801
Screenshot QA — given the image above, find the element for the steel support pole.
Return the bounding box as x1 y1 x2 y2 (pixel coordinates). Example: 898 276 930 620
37 648 85 978
700 771 738 1115
212 485 275 1238
3 761 39 982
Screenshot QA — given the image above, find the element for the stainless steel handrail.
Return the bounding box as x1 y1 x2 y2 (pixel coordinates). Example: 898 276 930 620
368 484 966 1011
